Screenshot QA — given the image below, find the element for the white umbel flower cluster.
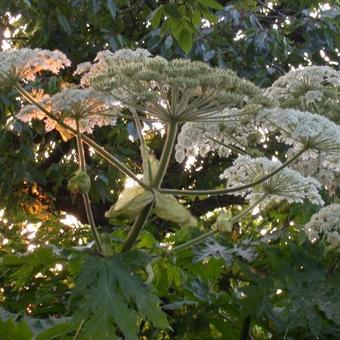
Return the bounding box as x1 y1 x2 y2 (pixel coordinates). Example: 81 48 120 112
289 156 339 193
264 66 340 123
0 48 71 81
18 88 118 134
75 48 152 86
175 108 256 163
265 66 340 101
220 156 324 208
304 204 340 251
259 108 340 156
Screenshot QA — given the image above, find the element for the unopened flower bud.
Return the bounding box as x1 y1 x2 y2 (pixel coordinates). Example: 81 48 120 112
215 213 232 233
68 170 91 195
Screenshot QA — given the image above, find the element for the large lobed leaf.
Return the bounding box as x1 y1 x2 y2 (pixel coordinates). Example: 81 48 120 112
70 252 169 339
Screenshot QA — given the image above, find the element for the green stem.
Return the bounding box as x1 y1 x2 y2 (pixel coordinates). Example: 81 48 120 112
159 148 307 197
169 229 218 253
75 124 86 172
239 315 251 340
131 108 145 145
209 136 262 157
168 194 267 254
121 202 154 253
15 84 149 190
75 122 104 254
73 320 85 340
121 122 179 252
208 137 248 156
81 135 150 190
152 122 178 188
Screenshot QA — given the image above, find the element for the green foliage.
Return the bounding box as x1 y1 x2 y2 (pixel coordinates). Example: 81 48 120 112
147 0 222 53
70 253 169 339
0 318 32 340
0 307 74 339
238 241 340 338
35 322 75 340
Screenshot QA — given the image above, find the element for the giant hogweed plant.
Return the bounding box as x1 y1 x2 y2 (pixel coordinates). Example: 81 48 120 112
0 47 340 338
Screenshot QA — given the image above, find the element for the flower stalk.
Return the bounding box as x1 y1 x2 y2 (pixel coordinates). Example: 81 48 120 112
159 147 307 197
75 121 104 254
167 193 268 254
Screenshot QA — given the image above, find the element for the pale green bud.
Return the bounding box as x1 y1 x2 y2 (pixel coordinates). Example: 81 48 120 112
215 213 232 233
68 170 91 195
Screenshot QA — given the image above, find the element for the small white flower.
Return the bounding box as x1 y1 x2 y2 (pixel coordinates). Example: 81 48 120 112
264 65 340 123
74 62 92 76
304 90 323 104
80 49 261 123
289 155 338 189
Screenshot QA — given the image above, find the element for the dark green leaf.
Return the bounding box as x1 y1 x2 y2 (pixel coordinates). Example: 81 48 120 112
71 254 169 339
0 318 32 340
179 29 193 53
197 0 223 10
36 323 75 340
164 4 182 20
192 10 202 26
56 11 72 36
148 6 163 29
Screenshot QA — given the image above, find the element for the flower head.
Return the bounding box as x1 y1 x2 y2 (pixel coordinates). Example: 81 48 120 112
304 204 340 251
265 65 340 123
258 108 340 156
80 49 261 122
220 156 324 208
17 88 118 134
75 48 152 85
289 156 339 193
265 66 340 100
175 108 259 163
0 48 70 81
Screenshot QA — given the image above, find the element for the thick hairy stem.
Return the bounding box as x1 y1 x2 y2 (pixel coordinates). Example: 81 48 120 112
75 122 103 254
15 84 149 190
168 194 267 254
159 148 307 197
121 122 178 252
